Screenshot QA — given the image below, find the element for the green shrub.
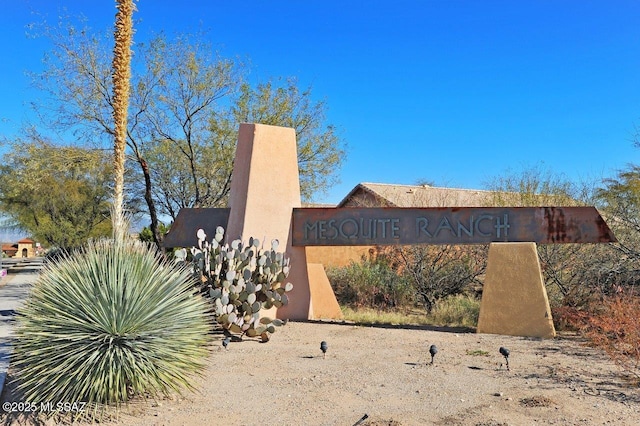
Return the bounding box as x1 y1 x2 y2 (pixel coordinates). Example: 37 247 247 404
327 259 414 309
11 239 211 413
340 306 431 326
427 294 480 328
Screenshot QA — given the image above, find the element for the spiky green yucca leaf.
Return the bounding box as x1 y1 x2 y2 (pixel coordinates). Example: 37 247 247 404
11 239 211 408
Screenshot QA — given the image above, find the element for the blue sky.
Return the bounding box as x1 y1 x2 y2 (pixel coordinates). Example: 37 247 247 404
2 0 640 222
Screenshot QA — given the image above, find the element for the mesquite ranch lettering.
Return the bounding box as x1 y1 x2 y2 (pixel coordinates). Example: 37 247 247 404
417 214 509 238
303 215 509 241
305 218 401 240
291 207 617 246
304 214 509 244
292 208 516 246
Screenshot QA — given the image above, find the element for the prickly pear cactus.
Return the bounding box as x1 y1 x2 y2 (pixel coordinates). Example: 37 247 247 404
191 227 292 342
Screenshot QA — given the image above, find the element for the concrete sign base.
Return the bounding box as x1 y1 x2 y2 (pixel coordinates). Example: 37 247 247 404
477 242 556 338
307 263 343 320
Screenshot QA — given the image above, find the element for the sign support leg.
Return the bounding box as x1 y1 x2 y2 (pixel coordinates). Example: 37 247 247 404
477 242 556 338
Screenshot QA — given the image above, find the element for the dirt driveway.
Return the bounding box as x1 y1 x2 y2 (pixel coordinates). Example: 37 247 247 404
111 321 639 425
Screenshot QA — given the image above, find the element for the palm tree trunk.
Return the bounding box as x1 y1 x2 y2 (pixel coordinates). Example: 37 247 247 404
111 0 135 241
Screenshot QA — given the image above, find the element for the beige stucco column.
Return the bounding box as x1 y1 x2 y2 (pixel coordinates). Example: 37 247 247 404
477 242 556 338
226 123 342 320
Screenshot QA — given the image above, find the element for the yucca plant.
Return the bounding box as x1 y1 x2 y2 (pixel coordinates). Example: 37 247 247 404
10 239 212 415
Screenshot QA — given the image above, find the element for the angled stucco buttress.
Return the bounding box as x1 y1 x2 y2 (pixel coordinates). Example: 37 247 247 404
477 242 556 338
226 123 343 321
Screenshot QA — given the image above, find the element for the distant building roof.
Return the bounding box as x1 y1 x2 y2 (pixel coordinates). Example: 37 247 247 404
302 202 336 208
1 243 18 256
338 182 493 208
18 238 35 244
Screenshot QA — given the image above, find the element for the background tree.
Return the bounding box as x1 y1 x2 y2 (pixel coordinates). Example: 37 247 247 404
0 138 113 251
146 78 344 219
482 164 590 207
27 22 237 247
593 166 640 288
128 33 240 222
26 17 345 247
482 164 619 307
138 223 170 244
230 79 344 201
597 165 640 258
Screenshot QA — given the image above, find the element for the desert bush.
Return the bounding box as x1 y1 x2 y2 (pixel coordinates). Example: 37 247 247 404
581 292 640 379
427 294 480 328
554 289 640 379
551 305 592 332
10 239 211 414
191 227 292 341
393 245 486 313
327 258 414 309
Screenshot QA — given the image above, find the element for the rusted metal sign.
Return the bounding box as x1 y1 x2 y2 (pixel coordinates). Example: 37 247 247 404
163 208 230 248
163 206 616 248
292 207 616 246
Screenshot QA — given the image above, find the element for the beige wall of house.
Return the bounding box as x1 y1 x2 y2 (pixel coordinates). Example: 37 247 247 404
305 246 375 268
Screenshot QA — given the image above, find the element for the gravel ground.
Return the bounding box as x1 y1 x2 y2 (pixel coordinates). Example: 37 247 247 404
2 321 640 425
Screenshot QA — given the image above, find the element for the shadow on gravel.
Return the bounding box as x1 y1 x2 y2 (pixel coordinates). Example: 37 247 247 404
5 268 41 275
0 372 49 426
524 363 640 406
300 319 475 334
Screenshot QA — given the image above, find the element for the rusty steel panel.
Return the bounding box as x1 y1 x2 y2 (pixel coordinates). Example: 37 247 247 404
292 207 617 246
163 208 230 248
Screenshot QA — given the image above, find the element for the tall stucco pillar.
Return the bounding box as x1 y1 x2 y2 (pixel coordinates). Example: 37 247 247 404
226 123 343 320
477 242 556 338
